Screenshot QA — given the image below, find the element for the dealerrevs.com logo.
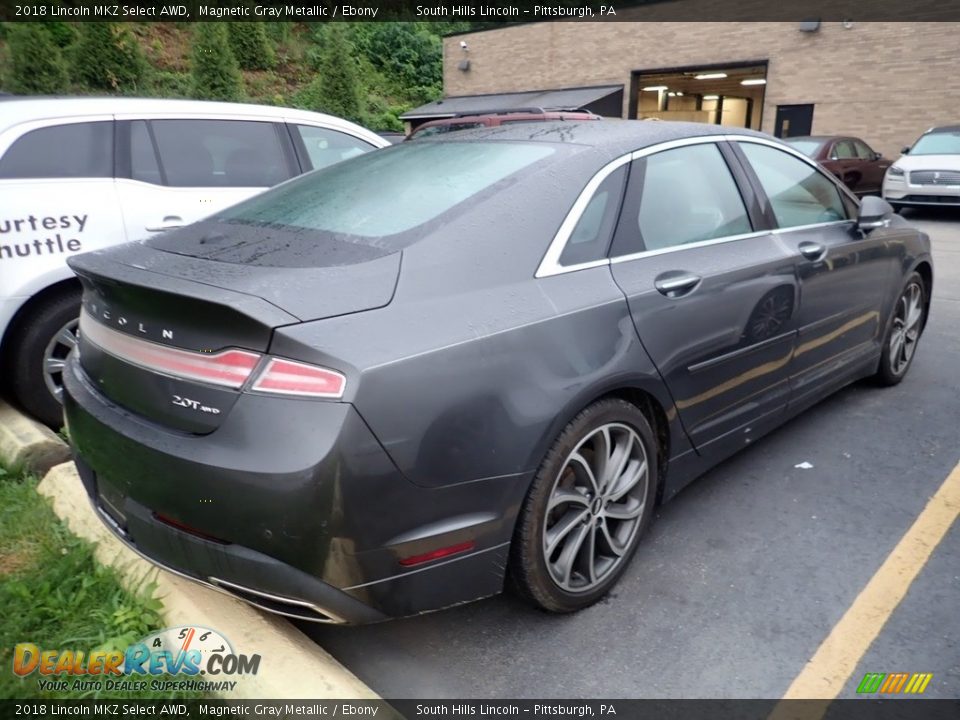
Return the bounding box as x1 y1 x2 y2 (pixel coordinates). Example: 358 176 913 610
13 626 260 694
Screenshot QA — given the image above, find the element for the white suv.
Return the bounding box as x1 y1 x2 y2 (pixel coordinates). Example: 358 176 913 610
0 97 388 426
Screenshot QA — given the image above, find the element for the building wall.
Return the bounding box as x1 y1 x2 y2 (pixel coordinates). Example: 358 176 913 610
443 22 958 158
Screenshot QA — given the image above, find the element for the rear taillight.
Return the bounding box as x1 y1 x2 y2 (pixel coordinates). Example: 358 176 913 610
80 310 259 388
251 358 346 398
80 310 346 398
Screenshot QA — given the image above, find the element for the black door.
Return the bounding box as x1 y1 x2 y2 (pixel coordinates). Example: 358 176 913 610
775 104 814 138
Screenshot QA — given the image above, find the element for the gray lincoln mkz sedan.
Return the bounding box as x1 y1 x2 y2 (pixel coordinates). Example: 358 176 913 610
64 121 932 623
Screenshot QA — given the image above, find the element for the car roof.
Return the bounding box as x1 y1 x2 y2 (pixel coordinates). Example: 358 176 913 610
0 96 385 145
420 118 771 156
927 125 960 134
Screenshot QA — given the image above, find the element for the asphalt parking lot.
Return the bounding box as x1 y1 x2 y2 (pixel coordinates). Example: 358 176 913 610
303 209 960 699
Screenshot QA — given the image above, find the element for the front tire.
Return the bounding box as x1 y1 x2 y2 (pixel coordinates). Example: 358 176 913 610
510 398 658 613
6 289 81 428
875 272 926 386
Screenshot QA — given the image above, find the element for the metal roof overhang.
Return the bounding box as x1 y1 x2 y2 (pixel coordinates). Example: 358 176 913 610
400 84 624 120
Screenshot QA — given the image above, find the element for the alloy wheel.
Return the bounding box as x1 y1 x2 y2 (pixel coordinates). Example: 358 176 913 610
542 423 649 593
42 317 79 404
888 281 923 376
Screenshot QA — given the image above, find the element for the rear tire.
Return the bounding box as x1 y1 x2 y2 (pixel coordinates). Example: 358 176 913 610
6 289 81 429
510 398 658 613
874 272 926 386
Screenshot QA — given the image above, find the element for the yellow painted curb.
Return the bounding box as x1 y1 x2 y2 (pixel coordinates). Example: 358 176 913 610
38 462 378 700
0 400 71 475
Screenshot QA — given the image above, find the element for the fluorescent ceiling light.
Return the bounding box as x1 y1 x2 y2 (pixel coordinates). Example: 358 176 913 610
667 92 677 97
676 92 684 96
695 72 727 80
642 85 668 91
702 95 720 101
741 78 767 86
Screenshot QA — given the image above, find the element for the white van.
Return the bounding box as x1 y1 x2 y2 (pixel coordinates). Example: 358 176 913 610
0 97 388 426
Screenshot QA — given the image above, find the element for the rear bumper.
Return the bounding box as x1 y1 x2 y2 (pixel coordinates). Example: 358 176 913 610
63 354 522 622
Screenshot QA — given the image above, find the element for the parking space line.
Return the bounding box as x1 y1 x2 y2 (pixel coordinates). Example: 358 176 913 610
779 459 960 702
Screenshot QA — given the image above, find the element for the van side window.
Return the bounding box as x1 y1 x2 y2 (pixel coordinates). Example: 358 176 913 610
130 120 162 185
150 119 290 188
0 122 113 179
293 125 376 171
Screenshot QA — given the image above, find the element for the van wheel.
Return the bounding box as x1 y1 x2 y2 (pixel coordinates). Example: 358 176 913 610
510 398 657 613
7 289 81 429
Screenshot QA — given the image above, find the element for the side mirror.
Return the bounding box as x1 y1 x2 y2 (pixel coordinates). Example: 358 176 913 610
901 146 911 154
858 196 894 231
873 151 883 160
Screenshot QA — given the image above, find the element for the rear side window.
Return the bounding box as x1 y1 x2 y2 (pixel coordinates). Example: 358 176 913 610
740 143 847 228
150 119 290 188
293 125 375 171
412 122 484 139
559 165 626 266
635 143 752 251
0 121 113 179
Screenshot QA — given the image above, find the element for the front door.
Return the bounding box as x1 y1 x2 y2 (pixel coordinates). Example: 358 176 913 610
732 140 899 406
775 104 814 138
609 141 800 452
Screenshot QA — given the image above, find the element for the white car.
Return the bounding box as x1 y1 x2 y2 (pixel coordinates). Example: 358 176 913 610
882 124 960 211
0 97 388 426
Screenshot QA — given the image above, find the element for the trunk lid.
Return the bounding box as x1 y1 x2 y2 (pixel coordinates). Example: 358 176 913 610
68 236 400 433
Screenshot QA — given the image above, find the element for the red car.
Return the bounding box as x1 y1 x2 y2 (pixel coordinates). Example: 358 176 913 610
785 135 892 196
408 109 600 140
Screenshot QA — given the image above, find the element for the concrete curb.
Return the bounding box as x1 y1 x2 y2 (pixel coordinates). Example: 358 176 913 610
0 400 71 475
38 462 378 700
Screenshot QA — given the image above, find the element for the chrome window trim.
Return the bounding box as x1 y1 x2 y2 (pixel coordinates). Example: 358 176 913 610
534 152 633 279
536 134 860 279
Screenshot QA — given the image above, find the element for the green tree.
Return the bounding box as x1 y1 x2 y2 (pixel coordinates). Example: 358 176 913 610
228 22 275 71
298 24 362 121
190 23 243 101
72 23 147 92
7 24 68 94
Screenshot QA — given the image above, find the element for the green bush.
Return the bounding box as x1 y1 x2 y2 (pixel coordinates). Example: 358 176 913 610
72 23 147 92
6 24 68 94
190 23 243 101
228 22 275 71
297 24 362 122
44 21 75 48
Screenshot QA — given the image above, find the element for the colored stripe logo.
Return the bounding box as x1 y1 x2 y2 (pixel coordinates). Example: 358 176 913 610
856 672 933 694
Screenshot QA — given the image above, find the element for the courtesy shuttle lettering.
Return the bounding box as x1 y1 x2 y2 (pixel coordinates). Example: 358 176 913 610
0 213 89 260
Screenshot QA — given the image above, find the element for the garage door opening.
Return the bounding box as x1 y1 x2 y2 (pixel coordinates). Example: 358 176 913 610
630 62 768 130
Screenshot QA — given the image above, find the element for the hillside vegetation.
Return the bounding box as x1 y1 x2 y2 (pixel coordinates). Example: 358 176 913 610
0 21 482 130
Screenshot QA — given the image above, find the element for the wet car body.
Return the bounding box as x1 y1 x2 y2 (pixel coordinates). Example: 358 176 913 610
64 122 932 623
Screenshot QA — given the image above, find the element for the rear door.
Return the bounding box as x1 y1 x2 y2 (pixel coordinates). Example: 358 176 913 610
609 140 800 452
114 117 298 242
732 139 898 407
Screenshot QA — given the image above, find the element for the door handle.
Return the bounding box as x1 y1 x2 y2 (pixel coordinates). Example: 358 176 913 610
146 215 184 232
654 272 702 298
798 241 826 261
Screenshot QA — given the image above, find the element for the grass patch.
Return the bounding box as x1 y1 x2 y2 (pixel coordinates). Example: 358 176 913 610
0 464 201 700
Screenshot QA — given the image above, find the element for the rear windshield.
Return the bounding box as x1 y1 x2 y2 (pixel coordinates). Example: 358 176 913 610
783 139 824 158
219 141 553 237
147 140 557 265
910 130 960 155
411 122 486 138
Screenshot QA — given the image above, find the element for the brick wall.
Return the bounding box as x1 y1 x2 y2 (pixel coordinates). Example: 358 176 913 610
444 22 958 158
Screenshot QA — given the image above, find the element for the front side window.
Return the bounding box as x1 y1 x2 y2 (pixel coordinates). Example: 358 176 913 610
150 119 290 188
0 121 113 179
293 125 375 171
635 143 752 251
739 143 847 228
853 140 875 159
832 140 856 159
